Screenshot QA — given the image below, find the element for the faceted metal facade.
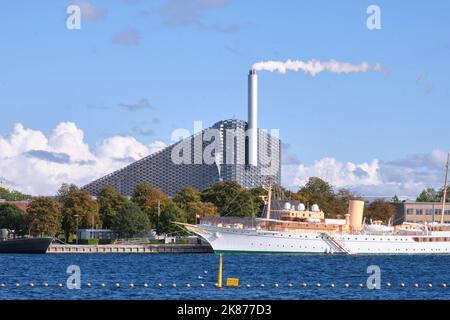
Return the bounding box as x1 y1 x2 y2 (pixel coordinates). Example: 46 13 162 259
82 119 281 197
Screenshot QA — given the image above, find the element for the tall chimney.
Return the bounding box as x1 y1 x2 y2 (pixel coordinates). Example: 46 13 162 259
248 69 258 166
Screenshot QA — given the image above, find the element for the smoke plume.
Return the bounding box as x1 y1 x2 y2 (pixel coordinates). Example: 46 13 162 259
252 59 383 76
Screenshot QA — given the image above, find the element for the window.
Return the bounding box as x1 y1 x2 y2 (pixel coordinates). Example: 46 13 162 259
435 209 442 215
416 209 423 215
425 209 433 215
406 209 414 215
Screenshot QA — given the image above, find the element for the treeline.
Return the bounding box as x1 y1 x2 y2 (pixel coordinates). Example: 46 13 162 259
281 177 397 223
0 181 267 240
0 187 31 201
1 177 414 239
416 187 450 203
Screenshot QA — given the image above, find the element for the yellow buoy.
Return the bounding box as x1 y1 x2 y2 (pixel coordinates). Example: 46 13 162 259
226 278 239 287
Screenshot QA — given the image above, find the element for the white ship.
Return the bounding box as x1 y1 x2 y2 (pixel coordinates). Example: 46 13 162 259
180 154 450 255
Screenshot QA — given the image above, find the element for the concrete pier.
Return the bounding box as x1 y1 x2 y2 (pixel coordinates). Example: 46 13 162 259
47 244 213 254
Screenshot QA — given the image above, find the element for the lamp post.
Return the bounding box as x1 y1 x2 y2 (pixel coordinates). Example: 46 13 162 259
91 213 95 240
74 214 79 245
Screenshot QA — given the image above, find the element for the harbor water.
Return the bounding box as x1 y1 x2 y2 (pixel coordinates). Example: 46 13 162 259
1 253 450 300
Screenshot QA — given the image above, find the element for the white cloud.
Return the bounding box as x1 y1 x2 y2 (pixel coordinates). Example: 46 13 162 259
72 0 107 21
283 158 381 189
119 98 153 111
0 124 47 158
112 28 141 46
48 122 93 162
0 122 166 195
96 135 162 161
282 149 449 199
157 0 239 33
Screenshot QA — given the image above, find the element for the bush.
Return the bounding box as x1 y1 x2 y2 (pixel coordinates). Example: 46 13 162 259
99 239 112 245
78 239 99 245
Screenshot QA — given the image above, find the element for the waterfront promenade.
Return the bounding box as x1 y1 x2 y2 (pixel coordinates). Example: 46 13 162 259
47 244 213 254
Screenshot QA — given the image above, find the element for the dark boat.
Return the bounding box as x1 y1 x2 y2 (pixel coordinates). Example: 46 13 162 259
0 237 53 254
0 229 53 254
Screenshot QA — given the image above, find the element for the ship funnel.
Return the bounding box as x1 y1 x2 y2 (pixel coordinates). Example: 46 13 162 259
248 69 258 166
348 200 365 231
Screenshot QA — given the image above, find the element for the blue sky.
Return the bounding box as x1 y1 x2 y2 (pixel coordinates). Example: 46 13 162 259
0 0 449 196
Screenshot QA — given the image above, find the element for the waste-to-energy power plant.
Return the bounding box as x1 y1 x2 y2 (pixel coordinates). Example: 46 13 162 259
82 70 281 197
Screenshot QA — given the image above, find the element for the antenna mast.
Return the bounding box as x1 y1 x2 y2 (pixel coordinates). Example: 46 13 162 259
440 152 449 224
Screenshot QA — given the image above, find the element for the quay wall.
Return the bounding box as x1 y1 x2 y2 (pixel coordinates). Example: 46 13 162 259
47 244 213 254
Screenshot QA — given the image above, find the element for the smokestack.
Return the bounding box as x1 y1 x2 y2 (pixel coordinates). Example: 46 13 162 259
248 69 258 166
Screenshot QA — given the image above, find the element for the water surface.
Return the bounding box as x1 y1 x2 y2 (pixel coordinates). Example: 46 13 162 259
0 254 449 300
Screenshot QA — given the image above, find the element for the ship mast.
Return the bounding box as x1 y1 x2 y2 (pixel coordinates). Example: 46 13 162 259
440 152 449 224
266 161 273 220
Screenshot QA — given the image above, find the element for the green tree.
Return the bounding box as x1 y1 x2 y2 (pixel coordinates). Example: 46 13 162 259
0 203 26 235
333 188 361 218
131 182 170 227
132 182 169 213
273 185 300 201
26 197 62 237
438 187 450 203
201 181 256 217
0 187 31 201
173 187 219 223
183 201 219 224
156 201 187 235
365 199 396 223
297 177 336 217
416 188 440 202
97 185 128 229
60 184 100 242
173 187 202 207
249 186 267 217
111 202 151 238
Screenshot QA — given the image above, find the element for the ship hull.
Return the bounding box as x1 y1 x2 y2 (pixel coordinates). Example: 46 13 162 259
0 237 53 254
186 224 450 255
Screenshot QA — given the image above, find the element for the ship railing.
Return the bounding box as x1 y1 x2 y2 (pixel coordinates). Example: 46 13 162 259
200 217 262 228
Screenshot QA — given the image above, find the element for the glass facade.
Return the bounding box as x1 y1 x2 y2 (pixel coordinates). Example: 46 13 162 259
82 119 281 197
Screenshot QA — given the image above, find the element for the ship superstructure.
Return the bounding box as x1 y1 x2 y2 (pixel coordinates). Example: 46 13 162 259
180 153 450 255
